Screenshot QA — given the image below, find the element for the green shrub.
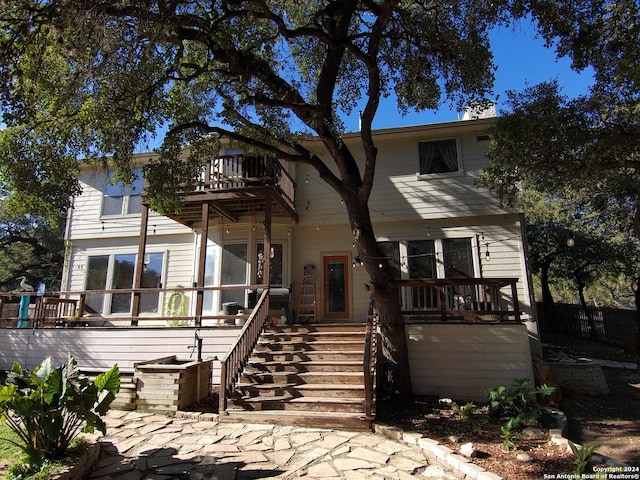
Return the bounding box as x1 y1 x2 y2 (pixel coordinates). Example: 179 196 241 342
484 378 556 451
452 401 475 421
569 441 600 475
0 354 120 471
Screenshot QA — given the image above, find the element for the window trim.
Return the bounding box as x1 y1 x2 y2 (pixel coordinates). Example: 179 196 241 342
416 137 464 180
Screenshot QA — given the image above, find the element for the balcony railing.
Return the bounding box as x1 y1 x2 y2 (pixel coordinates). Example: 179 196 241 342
0 285 282 328
195 155 295 205
393 277 522 323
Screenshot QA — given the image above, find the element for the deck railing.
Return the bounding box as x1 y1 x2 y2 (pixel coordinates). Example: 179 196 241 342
0 285 278 327
219 288 271 414
394 277 522 323
196 155 295 205
363 300 378 419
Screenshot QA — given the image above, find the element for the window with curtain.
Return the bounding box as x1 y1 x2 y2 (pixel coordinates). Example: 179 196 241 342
418 139 459 174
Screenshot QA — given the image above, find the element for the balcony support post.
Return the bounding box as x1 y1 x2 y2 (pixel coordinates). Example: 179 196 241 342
195 202 210 326
131 204 150 325
263 198 271 287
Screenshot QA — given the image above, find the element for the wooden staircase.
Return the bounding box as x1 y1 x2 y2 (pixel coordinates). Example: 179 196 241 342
219 323 375 430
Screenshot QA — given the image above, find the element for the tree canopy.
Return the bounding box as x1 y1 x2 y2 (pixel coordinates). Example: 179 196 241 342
0 0 504 216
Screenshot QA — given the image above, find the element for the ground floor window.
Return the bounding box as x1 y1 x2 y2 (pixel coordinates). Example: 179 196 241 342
84 252 164 315
378 238 473 280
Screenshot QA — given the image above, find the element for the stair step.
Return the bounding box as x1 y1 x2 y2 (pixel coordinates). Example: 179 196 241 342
229 395 366 413
236 382 365 398
240 371 364 385
266 324 366 334
261 331 366 341
219 409 373 431
255 341 364 352
246 360 363 373
251 350 363 362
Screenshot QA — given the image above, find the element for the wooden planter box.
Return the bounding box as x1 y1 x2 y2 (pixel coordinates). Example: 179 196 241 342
134 355 212 412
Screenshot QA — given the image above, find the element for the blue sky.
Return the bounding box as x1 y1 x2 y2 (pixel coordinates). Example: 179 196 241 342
343 21 595 132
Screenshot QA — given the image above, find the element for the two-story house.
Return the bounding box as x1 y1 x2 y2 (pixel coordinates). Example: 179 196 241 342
1 115 538 426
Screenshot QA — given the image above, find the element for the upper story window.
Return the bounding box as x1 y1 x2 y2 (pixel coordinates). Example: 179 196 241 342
418 139 460 175
102 168 144 216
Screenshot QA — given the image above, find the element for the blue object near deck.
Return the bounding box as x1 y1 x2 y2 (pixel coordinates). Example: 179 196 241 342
17 295 30 327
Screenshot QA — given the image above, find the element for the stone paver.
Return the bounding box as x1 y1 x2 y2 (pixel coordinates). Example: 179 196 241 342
88 411 463 480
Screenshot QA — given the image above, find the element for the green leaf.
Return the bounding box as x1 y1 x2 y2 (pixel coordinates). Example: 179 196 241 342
94 364 120 395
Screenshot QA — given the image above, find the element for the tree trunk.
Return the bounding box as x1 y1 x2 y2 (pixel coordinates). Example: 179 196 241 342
540 261 555 332
346 200 413 398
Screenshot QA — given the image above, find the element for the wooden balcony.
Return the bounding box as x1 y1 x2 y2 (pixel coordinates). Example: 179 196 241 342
161 155 297 226
394 277 522 323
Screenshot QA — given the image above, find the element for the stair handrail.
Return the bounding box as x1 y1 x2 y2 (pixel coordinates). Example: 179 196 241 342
363 299 378 419
219 288 271 414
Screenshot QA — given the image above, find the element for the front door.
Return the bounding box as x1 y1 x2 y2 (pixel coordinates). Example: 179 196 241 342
323 255 350 320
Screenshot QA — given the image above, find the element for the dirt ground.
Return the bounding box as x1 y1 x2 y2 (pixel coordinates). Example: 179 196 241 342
563 366 640 466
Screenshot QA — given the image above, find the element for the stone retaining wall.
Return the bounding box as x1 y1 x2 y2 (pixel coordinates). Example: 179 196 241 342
551 361 610 396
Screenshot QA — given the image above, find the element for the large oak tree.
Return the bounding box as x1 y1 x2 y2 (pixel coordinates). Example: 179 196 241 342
0 0 623 395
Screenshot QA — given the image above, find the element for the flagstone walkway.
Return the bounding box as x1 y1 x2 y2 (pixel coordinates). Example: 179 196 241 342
88 410 463 479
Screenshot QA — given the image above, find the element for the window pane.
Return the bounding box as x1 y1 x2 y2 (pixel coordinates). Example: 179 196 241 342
407 240 436 278
127 194 142 214
104 174 126 197
377 241 401 279
419 139 458 174
130 169 144 194
140 252 163 313
102 196 124 215
442 238 473 278
127 168 144 214
85 255 109 314
257 243 283 286
110 253 136 314
222 244 247 285
203 245 218 314
327 260 346 313
221 244 248 308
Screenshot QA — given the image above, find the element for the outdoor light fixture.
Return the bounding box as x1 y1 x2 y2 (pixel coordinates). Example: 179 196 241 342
485 243 490 261
567 233 575 247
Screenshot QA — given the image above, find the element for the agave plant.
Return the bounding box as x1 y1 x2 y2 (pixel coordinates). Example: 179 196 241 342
0 354 120 467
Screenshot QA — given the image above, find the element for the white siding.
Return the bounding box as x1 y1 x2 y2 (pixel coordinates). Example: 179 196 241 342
296 120 516 228
69 168 192 241
406 323 535 401
0 327 241 384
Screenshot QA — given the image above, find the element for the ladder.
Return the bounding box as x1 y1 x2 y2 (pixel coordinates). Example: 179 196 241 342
297 264 317 323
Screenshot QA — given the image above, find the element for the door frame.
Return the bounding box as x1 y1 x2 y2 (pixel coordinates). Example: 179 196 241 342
323 254 351 320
